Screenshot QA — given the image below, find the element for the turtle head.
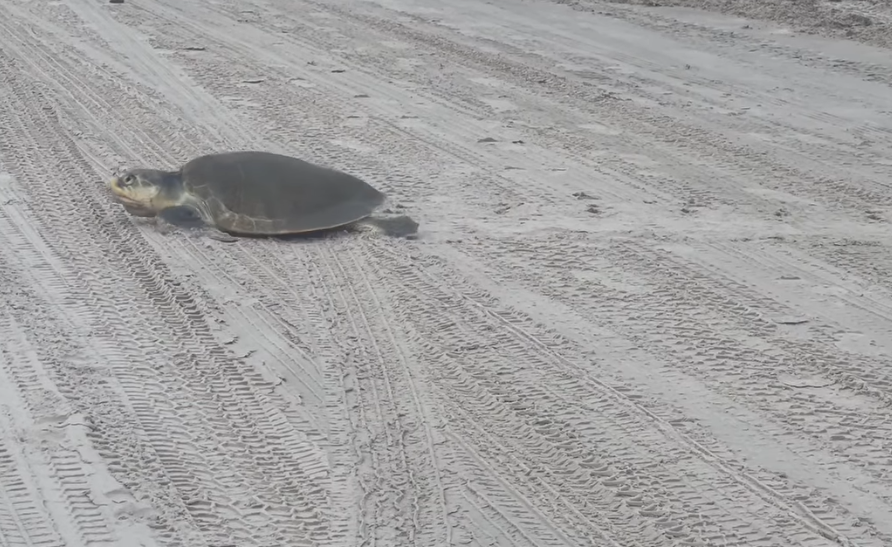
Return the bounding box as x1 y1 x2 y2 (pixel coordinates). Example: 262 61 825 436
108 168 183 217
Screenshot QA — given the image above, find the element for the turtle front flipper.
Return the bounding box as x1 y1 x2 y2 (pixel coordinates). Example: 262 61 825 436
157 205 238 243
158 205 205 228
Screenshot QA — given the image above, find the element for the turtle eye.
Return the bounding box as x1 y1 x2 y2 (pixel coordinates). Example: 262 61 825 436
123 175 135 185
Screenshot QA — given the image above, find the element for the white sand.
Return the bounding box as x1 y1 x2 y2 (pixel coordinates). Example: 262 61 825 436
1 0 891 545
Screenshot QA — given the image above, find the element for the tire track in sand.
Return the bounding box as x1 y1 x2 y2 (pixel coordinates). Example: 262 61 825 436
3 0 889 545
129 0 891 241
194 226 863 546
0 2 446 544
0 26 335 547
2 3 452 545
0 300 114 547
179 235 456 547
218 236 586 547
0 176 161 547
291 0 892 216
110 7 892 544
128 0 697 227
360 238 870 547
455 232 892 544
1 0 333 445
0 318 70 547
0 413 66 547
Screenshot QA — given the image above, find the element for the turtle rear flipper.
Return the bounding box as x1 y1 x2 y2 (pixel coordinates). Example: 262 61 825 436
350 214 419 239
158 205 238 243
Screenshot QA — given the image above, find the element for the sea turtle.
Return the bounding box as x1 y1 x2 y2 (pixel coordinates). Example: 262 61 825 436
107 150 419 242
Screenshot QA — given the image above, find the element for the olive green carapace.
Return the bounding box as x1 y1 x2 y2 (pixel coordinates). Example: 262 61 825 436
107 151 415 238
180 151 387 235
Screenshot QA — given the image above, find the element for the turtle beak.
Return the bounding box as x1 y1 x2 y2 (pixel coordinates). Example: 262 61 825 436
108 176 127 194
107 176 150 215
108 176 136 201
107 177 130 202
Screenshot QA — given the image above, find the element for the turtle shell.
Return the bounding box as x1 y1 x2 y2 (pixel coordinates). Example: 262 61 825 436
180 151 387 235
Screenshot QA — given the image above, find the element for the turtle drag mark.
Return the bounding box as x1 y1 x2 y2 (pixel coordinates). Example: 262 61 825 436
2 0 892 546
